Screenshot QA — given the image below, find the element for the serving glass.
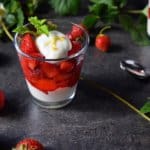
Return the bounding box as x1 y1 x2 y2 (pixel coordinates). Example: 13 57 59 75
14 20 89 109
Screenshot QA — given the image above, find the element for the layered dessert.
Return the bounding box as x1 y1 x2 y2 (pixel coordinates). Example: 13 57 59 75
14 17 88 107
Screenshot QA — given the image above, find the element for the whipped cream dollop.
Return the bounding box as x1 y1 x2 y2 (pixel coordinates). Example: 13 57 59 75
36 30 72 59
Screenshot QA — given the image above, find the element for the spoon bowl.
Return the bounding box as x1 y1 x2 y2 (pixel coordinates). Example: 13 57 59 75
120 59 150 79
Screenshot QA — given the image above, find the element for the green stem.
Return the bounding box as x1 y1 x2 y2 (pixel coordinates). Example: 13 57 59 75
100 25 111 35
80 77 150 122
1 20 13 41
127 10 142 14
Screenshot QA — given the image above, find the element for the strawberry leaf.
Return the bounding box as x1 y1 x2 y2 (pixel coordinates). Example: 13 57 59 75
90 0 114 6
49 0 80 16
119 14 150 46
89 3 118 24
82 14 99 29
140 100 150 114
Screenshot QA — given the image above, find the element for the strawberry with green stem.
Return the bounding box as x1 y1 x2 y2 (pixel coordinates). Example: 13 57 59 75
95 26 111 52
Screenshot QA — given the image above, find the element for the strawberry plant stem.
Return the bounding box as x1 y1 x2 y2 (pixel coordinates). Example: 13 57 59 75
100 26 111 35
127 10 142 14
80 77 150 122
1 21 13 41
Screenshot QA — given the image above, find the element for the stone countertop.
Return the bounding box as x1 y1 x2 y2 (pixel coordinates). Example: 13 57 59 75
0 17 150 150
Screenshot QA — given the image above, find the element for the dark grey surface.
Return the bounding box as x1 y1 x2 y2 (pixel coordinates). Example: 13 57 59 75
0 17 150 150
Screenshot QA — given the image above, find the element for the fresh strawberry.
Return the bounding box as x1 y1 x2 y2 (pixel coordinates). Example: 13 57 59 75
20 34 38 54
95 26 111 52
95 35 111 52
70 24 85 40
68 41 82 56
41 62 59 78
0 89 5 111
15 138 44 150
60 61 75 72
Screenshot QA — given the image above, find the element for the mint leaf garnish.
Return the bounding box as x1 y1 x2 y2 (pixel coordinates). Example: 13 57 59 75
13 26 29 34
13 16 57 35
28 16 49 35
28 16 57 35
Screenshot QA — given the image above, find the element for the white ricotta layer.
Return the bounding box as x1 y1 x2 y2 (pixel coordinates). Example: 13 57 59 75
36 30 72 59
26 80 77 102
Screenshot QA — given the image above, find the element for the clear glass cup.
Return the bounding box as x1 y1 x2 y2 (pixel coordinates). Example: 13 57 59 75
14 19 89 109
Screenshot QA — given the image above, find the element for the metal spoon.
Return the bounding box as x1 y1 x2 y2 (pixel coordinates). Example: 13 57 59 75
120 59 150 79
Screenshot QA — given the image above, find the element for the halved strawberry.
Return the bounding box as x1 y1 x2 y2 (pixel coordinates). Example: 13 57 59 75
60 60 75 72
15 138 44 150
41 62 60 78
0 89 5 111
68 41 82 56
20 33 38 54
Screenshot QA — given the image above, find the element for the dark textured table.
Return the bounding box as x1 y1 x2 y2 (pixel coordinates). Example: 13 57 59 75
0 17 150 150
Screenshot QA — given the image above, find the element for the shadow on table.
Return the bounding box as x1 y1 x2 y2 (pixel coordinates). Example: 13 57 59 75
0 136 18 150
108 43 123 53
66 77 148 116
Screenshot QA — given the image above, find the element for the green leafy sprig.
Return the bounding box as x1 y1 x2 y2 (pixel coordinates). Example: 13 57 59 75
0 0 25 41
82 0 150 46
13 16 57 35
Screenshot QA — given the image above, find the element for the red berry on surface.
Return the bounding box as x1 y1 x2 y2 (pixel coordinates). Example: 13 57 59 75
95 34 111 52
95 26 111 52
0 89 5 111
15 138 44 150
20 34 39 54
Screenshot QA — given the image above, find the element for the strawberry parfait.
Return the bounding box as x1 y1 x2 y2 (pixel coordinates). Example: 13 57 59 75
14 17 89 108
